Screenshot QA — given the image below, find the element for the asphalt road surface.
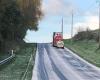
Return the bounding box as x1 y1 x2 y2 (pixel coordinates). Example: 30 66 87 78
32 43 100 80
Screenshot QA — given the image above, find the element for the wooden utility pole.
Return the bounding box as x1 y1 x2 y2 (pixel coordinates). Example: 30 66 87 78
99 2 100 48
71 11 74 40
62 18 64 38
96 0 100 49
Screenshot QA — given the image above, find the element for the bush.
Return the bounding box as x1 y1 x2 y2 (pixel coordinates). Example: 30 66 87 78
74 29 99 42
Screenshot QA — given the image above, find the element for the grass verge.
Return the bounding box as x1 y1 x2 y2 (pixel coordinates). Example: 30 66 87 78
64 40 100 67
0 43 36 80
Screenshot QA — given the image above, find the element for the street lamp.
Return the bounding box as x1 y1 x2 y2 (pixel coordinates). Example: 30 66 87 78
96 0 100 48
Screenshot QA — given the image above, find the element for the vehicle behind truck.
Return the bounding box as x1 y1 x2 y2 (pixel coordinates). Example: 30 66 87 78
53 32 64 48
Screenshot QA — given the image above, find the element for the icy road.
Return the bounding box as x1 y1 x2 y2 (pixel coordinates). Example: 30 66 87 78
32 43 100 80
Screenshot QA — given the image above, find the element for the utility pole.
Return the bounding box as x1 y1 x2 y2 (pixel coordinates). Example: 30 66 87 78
99 2 100 48
62 18 64 38
97 0 100 48
71 11 74 40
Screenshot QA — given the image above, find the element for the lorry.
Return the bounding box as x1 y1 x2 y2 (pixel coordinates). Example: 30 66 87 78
53 32 64 48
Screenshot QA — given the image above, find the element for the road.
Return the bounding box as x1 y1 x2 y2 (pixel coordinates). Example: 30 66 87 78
32 43 100 80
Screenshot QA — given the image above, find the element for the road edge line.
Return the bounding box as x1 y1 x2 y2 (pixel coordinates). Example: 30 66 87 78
31 47 39 80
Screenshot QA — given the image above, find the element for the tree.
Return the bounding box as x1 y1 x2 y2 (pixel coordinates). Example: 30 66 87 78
16 0 42 30
74 27 93 41
0 0 42 52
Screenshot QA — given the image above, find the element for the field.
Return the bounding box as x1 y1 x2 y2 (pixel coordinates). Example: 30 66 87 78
0 43 36 80
64 40 100 67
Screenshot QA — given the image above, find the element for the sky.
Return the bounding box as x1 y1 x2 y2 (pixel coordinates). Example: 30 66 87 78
24 0 100 43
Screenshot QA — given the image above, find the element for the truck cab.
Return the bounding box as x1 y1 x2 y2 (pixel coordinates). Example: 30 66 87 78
53 32 64 48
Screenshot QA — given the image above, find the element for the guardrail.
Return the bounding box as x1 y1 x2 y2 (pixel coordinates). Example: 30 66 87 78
0 50 15 66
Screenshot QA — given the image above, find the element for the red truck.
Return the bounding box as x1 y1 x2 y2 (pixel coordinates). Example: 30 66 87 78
53 32 64 48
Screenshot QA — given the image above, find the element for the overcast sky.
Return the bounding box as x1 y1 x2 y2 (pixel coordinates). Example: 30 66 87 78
24 0 99 43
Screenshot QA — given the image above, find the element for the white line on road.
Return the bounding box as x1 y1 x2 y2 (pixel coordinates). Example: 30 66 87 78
32 48 39 80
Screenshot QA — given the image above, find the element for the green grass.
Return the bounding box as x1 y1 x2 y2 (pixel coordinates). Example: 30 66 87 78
64 40 100 67
0 43 36 80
